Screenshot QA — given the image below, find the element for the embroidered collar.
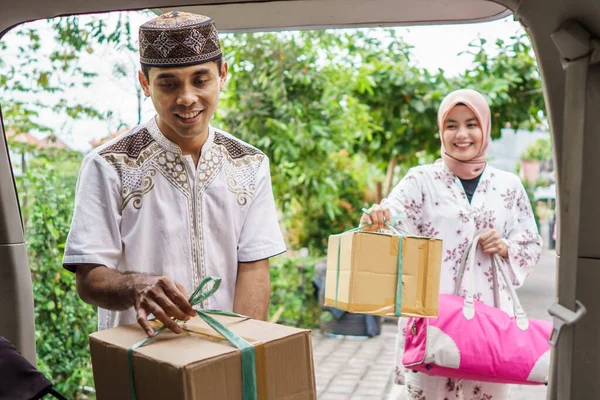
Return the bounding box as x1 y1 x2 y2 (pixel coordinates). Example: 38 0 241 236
146 116 215 156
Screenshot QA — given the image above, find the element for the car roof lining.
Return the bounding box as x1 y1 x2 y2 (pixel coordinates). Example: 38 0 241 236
0 0 512 38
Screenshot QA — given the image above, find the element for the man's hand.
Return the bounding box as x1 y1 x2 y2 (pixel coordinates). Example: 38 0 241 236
132 276 196 337
75 265 195 337
478 230 508 258
360 204 391 231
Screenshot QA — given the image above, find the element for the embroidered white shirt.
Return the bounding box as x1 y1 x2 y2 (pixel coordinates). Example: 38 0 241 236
63 117 286 330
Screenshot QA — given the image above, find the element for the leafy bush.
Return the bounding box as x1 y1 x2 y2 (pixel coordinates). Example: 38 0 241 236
18 147 97 399
283 150 376 255
521 137 552 161
268 256 321 329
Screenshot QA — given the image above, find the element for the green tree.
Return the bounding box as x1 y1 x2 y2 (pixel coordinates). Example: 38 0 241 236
218 31 378 252
0 14 138 136
218 29 546 254
347 30 449 199
461 33 545 138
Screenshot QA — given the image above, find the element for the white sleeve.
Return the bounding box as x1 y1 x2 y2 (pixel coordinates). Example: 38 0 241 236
381 168 424 235
501 179 543 288
237 156 286 262
62 152 122 271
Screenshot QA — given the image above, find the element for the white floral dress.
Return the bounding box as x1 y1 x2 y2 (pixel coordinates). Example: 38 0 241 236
382 162 542 400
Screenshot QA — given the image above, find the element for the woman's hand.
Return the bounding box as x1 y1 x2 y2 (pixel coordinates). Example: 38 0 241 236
479 230 508 258
360 204 391 231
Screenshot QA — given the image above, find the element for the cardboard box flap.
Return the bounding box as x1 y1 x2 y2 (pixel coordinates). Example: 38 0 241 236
89 315 310 369
358 230 429 240
183 314 309 342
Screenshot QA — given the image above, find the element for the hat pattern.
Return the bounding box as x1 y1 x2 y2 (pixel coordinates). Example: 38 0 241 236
139 11 222 67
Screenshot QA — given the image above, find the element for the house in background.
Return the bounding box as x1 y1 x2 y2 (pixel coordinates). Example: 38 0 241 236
487 127 556 249
487 127 555 188
487 128 551 174
6 129 71 176
90 126 131 149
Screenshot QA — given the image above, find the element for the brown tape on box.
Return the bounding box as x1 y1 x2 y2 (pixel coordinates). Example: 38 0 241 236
328 300 438 318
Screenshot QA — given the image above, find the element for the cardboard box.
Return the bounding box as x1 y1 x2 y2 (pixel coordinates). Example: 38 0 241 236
324 231 442 317
89 315 316 400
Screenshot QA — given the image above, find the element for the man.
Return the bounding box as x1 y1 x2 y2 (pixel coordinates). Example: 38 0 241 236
63 11 286 337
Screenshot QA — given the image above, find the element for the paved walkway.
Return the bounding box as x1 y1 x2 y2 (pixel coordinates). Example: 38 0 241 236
312 323 397 399
312 250 557 399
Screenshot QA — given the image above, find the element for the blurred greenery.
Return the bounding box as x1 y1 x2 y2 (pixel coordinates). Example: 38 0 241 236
521 137 552 161
268 257 320 329
10 142 97 398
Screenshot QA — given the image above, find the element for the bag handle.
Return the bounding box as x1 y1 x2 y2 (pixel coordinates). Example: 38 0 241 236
453 239 473 296
457 234 529 331
459 234 480 321
454 235 482 299
454 235 498 307
492 253 529 331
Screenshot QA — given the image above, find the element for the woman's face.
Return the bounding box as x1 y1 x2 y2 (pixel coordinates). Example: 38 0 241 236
441 105 484 162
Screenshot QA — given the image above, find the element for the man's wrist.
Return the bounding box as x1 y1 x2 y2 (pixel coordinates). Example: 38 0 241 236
123 273 153 307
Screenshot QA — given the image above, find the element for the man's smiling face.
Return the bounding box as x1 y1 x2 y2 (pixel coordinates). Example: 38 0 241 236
140 61 228 143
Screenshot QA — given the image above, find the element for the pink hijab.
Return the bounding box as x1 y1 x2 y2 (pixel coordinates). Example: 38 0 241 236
438 89 491 180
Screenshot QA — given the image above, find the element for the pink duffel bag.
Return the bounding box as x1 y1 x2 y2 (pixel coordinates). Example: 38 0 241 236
402 235 552 385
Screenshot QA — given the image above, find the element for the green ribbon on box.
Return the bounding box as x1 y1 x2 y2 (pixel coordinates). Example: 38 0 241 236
333 209 410 317
127 276 258 400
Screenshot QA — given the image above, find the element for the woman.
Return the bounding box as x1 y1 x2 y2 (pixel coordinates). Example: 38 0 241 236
362 89 542 399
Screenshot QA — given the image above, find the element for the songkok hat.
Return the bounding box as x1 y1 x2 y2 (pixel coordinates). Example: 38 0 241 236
139 11 222 68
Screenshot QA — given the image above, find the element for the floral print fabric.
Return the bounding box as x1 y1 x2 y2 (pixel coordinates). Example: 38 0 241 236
404 371 510 400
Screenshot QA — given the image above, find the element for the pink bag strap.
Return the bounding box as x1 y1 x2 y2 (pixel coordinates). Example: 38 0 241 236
454 234 530 331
